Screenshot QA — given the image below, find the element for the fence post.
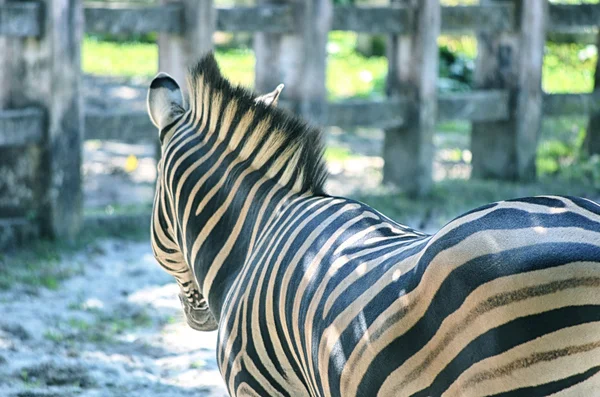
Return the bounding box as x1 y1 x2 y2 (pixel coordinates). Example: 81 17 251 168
584 31 600 155
471 0 547 181
254 0 284 95
383 0 439 197
0 0 84 240
255 0 331 123
158 0 215 88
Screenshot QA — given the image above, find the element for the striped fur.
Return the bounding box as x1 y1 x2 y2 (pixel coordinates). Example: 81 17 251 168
148 54 600 396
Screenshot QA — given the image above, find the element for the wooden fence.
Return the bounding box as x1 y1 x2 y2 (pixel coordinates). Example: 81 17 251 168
0 0 599 246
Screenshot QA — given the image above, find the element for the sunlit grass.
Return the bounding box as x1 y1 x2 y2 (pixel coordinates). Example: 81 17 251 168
83 38 158 77
543 43 597 93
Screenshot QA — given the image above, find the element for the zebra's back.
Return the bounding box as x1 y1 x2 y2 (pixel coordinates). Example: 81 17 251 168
218 195 600 397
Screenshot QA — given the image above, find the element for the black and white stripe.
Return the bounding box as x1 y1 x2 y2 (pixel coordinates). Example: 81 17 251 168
147 54 600 396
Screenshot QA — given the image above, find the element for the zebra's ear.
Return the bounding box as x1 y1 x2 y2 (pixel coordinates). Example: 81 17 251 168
255 84 284 107
147 72 185 131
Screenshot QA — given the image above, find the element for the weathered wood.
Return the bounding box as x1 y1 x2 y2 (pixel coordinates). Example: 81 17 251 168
584 32 600 155
85 111 154 142
543 92 600 117
438 90 509 122
158 0 215 92
80 3 600 35
274 0 332 122
13 0 84 240
384 0 439 197
0 146 42 219
331 4 514 34
332 6 408 34
441 4 516 33
547 32 597 45
0 108 44 146
0 1 43 37
254 0 285 97
548 3 600 32
471 0 546 182
514 1 547 181
217 5 294 33
84 3 182 35
0 217 39 250
325 98 406 128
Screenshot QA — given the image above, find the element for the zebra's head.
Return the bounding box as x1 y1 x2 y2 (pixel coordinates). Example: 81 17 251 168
146 55 287 331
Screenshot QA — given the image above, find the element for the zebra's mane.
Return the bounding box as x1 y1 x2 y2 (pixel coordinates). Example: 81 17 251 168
187 53 328 195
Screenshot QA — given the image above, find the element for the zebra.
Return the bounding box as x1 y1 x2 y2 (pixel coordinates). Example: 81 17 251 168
147 53 600 396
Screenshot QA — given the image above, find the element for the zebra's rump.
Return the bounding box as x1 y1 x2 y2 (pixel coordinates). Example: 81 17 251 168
221 196 600 396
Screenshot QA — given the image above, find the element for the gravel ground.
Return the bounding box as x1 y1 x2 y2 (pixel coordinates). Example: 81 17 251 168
0 240 228 397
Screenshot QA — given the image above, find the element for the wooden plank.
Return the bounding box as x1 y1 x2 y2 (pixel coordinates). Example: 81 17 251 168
273 0 331 122
39 0 84 240
547 32 597 45
325 98 406 128
81 3 600 35
217 5 294 33
384 0 440 197
441 4 516 33
548 3 600 32
0 1 43 37
332 6 408 33
158 0 214 92
0 217 39 250
254 0 286 96
84 111 154 142
472 0 546 182
84 3 182 35
331 4 514 34
438 90 509 122
0 108 44 146
543 93 600 116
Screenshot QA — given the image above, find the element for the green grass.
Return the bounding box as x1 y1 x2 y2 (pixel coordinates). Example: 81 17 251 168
324 146 356 162
45 309 155 345
543 43 597 93
83 38 159 78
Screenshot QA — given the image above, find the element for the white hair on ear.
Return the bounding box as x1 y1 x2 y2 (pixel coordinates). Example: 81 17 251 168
255 84 284 107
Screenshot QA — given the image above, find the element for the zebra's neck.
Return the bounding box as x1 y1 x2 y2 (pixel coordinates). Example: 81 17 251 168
162 123 323 320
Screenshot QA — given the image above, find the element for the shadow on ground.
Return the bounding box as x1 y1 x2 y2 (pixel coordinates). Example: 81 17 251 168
0 239 228 397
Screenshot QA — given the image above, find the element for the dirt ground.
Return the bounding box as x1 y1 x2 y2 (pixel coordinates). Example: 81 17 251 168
0 239 228 396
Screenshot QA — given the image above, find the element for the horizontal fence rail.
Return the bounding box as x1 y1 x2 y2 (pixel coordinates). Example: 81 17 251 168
85 3 182 35
216 5 296 33
0 1 43 37
81 4 600 35
544 92 600 116
548 3 600 32
6 91 594 145
84 110 153 142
